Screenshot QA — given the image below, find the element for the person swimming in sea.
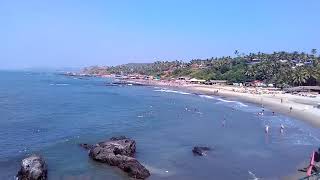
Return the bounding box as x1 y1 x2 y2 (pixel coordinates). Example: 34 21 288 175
222 118 226 127
280 124 285 133
265 125 270 134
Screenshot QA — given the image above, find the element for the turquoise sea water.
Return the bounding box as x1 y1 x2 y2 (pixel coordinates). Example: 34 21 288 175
0 71 319 179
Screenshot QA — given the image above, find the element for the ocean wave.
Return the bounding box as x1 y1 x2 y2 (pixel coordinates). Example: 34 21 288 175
154 89 191 95
198 95 215 99
237 102 248 107
217 98 248 107
248 170 260 180
50 83 70 86
217 98 234 103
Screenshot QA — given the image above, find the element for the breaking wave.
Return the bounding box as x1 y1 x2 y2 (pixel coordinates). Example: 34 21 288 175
154 89 191 95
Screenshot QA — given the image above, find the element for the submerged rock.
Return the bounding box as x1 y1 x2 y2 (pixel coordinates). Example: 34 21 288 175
81 136 150 179
79 143 94 150
16 155 47 180
192 146 212 156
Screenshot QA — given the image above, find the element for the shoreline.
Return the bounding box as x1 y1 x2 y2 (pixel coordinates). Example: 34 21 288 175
188 85 320 128
126 79 320 128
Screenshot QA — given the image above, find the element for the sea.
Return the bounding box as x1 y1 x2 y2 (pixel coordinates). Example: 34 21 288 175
0 71 319 180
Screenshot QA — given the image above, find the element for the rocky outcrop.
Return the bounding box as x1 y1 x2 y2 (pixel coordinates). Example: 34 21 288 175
16 155 47 180
80 136 150 179
79 143 94 150
192 146 212 156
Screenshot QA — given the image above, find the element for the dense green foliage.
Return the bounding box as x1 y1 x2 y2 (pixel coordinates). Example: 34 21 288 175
83 51 320 87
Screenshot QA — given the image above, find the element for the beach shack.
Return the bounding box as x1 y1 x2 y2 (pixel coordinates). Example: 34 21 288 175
247 80 267 87
188 78 206 84
178 77 189 80
144 76 153 80
284 86 320 94
205 80 227 85
232 82 244 86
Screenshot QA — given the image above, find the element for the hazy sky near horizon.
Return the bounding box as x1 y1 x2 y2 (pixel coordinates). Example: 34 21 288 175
1 0 320 69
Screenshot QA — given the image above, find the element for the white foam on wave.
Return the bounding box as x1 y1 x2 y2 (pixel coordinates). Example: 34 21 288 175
198 95 215 99
237 102 248 107
217 98 234 103
143 164 174 176
154 89 191 95
216 98 248 107
198 94 250 109
248 171 260 180
154 89 249 108
50 83 69 86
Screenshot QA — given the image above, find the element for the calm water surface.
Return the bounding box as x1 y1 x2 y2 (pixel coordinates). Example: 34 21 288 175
0 71 319 180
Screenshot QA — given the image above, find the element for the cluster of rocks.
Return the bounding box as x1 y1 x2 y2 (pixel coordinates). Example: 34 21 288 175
80 136 150 179
16 136 212 180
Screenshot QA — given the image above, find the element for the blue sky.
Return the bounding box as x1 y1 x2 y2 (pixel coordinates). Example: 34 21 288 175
1 0 319 69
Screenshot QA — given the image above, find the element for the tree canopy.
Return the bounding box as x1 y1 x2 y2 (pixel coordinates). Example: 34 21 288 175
83 50 320 87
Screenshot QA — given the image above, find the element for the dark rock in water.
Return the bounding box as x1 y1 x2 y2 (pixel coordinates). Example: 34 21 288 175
81 136 150 179
16 155 47 180
192 146 212 156
109 136 128 141
79 143 94 150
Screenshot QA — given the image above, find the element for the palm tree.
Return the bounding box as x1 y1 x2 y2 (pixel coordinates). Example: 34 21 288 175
292 67 310 86
311 49 317 56
234 50 239 56
245 66 256 79
308 65 320 80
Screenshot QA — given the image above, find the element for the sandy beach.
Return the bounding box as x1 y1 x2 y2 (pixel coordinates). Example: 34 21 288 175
189 85 320 128
126 79 320 128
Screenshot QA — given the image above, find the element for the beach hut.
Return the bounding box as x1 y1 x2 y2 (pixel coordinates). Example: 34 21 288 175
206 80 227 85
178 77 189 80
251 80 267 87
285 86 320 94
188 78 206 84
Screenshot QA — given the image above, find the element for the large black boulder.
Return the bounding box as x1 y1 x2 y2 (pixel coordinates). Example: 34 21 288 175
81 136 150 179
16 155 47 180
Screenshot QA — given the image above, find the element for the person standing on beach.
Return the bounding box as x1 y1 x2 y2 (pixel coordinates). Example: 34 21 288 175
289 106 293 112
281 98 283 103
